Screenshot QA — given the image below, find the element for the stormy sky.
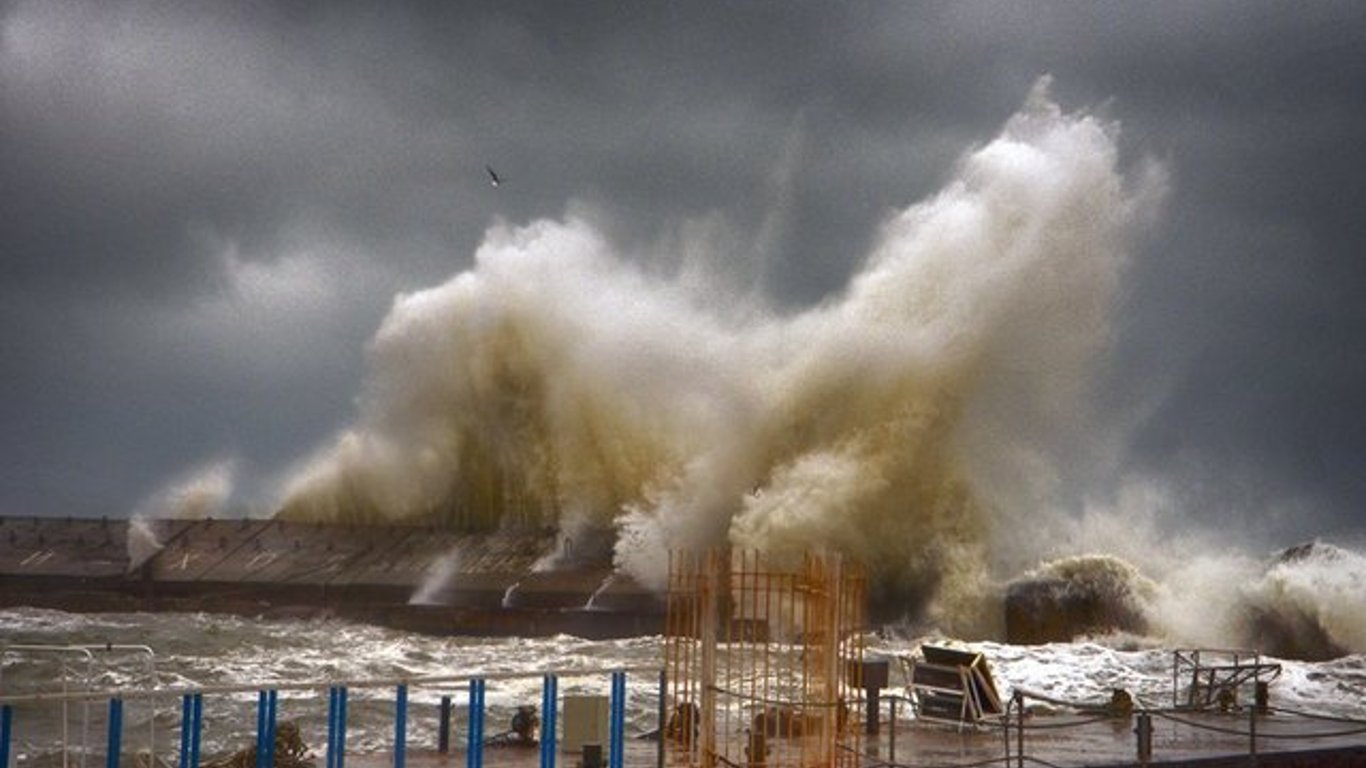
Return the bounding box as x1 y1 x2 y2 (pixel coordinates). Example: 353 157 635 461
2 1 1364 548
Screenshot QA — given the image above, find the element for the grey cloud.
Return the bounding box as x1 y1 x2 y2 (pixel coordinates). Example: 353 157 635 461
1 0 1364 546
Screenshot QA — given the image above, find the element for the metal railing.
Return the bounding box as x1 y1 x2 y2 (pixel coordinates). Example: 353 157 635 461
0 659 663 768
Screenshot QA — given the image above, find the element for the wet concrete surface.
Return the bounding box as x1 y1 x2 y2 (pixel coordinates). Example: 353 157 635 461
0 515 662 638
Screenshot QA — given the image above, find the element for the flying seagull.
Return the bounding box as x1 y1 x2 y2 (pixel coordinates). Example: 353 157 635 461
486 165 503 187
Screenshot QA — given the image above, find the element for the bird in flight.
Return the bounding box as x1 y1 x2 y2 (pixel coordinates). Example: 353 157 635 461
486 165 503 187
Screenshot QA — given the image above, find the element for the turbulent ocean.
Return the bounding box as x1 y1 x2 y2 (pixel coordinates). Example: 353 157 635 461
3 608 1365 765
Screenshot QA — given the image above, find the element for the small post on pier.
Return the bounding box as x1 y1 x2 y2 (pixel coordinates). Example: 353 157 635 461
265 690 279 768
2 704 13 768
467 678 485 768
256 690 278 768
1135 711 1152 766
106 698 123 768
539 675 558 768
179 695 193 768
191 694 203 768
888 697 897 764
609 672 625 768
395 684 408 768
656 670 666 768
438 695 453 754
1013 690 1024 768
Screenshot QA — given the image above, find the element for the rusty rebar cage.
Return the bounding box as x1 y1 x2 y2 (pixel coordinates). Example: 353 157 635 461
663 550 866 768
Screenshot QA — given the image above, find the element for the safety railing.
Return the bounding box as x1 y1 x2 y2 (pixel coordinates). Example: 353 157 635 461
0 665 665 768
852 684 1366 768
1 644 159 768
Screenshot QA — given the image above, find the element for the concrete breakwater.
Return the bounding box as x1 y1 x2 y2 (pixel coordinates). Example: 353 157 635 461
0 515 662 637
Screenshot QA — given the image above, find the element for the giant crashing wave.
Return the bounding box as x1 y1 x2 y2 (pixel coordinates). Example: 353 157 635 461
263 77 1366 660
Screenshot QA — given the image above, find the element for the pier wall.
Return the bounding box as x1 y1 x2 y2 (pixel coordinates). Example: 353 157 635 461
0 515 662 637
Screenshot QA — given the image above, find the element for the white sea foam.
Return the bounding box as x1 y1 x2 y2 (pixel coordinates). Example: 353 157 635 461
274 78 1167 631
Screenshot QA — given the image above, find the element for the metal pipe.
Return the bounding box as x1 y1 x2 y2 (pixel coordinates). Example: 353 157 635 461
105 699 122 768
655 670 666 768
467 679 485 768
325 688 338 768
179 696 192 768
539 675 557 768
337 687 348 768
394 684 407 768
438 696 452 754
609 672 625 768
264 690 278 768
2 704 13 768
255 692 268 768
190 694 202 768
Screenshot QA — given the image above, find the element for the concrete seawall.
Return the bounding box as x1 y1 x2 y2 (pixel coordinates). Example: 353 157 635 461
0 515 662 637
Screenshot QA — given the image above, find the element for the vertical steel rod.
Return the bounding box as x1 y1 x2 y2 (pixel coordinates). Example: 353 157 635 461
105 699 123 768
467 679 485 768
179 695 192 768
438 695 452 754
656 670 666 768
539 675 557 768
325 688 338 768
394 684 408 768
337 687 348 768
609 672 625 768
264 690 278 768
255 692 267 768
2 704 13 768
190 694 202 768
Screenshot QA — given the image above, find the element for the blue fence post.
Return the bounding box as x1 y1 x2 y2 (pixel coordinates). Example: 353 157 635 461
394 684 408 768
106 698 124 768
467 679 485 768
609 672 625 768
337 687 349 768
264 690 279 768
2 704 13 768
255 691 268 768
325 688 338 768
190 694 203 768
179 695 193 768
539 675 558 768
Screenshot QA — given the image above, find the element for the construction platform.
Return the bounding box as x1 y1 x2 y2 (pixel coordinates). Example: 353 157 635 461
0 515 662 637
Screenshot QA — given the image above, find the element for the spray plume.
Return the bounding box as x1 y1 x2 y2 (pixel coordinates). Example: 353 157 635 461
277 79 1164 626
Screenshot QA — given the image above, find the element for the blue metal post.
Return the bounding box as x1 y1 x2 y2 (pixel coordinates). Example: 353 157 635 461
394 684 408 768
106 698 124 768
326 688 339 768
264 690 278 768
539 675 558 768
609 672 625 768
179 695 193 768
337 687 348 768
467 679 485 768
255 691 268 768
190 694 203 768
2 704 13 768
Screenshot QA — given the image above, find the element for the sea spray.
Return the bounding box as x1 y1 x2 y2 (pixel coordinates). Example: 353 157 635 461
275 79 1164 630
128 458 236 570
409 547 463 605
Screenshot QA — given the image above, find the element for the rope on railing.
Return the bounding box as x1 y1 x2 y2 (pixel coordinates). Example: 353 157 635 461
1152 709 1366 740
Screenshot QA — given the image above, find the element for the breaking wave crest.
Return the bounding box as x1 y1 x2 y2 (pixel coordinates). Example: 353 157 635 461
273 79 1167 623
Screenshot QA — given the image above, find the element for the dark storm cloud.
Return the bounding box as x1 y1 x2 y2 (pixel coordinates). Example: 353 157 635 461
1 1 1364 542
